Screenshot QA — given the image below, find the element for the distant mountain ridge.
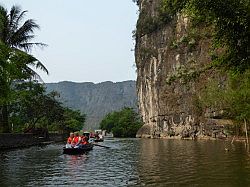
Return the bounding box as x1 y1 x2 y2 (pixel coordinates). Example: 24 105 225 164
46 80 137 130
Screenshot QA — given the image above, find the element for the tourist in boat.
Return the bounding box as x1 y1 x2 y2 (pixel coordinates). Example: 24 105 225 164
95 132 100 140
81 135 88 145
71 132 81 148
66 132 74 148
99 134 103 140
90 132 95 138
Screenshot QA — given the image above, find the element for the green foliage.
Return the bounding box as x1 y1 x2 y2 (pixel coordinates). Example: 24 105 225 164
9 82 86 133
63 108 86 132
136 11 161 37
160 0 188 16
169 35 197 52
199 78 229 114
135 0 176 38
227 72 250 121
162 0 250 73
100 107 143 138
199 70 250 122
0 43 46 104
135 0 189 38
0 5 48 132
136 0 249 73
166 65 209 85
140 47 158 61
11 82 61 130
162 0 250 127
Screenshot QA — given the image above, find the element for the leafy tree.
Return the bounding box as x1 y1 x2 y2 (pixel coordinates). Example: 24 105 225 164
0 5 48 132
62 108 86 132
0 44 42 132
10 82 62 131
9 82 86 133
100 108 143 138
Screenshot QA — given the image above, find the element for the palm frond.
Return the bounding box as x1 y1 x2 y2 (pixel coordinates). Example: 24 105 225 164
35 61 49 75
19 49 49 74
18 42 47 52
25 67 44 82
10 19 40 49
1 5 48 83
11 34 35 48
9 5 22 32
22 65 43 82
15 10 28 29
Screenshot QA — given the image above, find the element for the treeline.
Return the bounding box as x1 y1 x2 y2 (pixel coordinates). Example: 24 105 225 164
10 82 86 133
100 107 143 138
0 5 85 133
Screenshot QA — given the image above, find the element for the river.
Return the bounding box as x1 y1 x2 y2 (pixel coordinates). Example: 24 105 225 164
0 138 250 186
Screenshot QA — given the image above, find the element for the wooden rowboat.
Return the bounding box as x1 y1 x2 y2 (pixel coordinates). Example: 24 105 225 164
63 144 93 155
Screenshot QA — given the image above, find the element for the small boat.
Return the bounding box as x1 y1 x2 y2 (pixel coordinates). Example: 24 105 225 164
63 144 93 155
93 130 104 142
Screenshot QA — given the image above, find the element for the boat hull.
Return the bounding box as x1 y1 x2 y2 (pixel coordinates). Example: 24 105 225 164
63 144 93 155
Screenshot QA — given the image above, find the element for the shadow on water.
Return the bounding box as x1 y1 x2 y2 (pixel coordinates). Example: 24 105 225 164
0 139 250 186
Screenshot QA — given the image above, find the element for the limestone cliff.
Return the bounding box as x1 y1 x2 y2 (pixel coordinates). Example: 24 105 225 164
46 81 137 130
135 0 230 138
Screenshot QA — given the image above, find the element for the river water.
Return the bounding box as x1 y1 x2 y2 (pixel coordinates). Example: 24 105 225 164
0 138 250 186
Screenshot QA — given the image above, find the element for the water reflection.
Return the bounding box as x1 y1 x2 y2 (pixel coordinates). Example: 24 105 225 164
0 139 250 186
137 139 250 186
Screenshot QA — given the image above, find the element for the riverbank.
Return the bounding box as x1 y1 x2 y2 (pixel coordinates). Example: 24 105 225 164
0 133 66 150
138 134 249 143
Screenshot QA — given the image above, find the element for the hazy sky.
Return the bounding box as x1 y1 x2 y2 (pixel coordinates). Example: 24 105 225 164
1 0 138 83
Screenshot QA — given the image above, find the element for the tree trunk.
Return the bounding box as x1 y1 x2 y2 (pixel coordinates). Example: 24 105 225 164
244 119 249 146
0 105 10 133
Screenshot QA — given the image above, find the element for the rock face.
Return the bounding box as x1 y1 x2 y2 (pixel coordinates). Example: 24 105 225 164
46 81 137 130
135 0 229 138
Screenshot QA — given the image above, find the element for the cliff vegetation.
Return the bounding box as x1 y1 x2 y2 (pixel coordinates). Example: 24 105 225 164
134 0 250 138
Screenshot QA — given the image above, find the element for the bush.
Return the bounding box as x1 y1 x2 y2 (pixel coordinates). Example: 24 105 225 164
100 107 143 138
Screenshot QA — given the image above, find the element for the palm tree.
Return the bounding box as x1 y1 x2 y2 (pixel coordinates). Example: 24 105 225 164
0 5 48 132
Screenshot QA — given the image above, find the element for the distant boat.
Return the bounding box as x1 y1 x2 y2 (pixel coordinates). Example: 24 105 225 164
63 144 93 155
94 129 104 142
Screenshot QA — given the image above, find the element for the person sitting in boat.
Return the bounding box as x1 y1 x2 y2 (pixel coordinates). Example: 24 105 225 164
81 135 88 145
95 132 100 140
99 134 103 140
65 132 74 148
71 132 81 148
90 132 95 138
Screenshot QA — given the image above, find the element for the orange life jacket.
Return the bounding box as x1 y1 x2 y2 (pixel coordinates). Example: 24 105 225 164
81 136 88 145
67 137 73 144
72 136 80 144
